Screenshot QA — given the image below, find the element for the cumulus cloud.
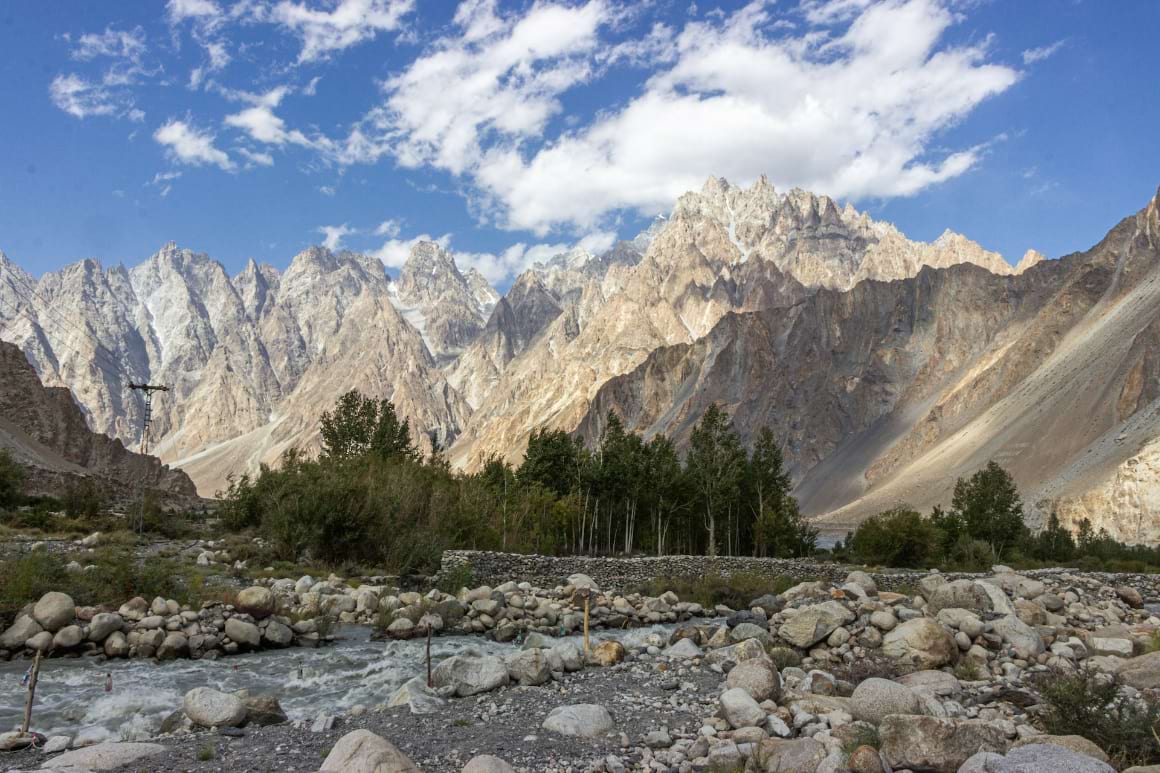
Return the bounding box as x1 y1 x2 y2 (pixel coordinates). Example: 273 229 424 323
1022 39 1066 64
154 119 235 170
454 230 617 283
318 223 355 250
374 232 452 268
50 25 154 119
238 148 275 167
375 219 402 236
339 0 1018 235
270 0 416 63
223 86 320 151
49 74 121 118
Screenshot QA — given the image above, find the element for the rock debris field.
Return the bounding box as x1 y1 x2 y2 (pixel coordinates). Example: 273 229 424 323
1 563 1159 773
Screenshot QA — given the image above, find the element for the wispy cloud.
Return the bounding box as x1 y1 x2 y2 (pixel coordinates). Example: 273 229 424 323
154 119 235 171
317 223 355 250
1022 39 1067 64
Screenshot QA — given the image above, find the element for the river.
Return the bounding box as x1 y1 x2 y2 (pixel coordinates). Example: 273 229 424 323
0 623 681 745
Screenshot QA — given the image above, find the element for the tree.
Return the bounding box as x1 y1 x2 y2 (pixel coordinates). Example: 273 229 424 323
849 506 939 568
0 449 25 508
686 404 745 557
950 461 1028 561
1029 511 1076 562
640 434 688 556
745 427 816 557
319 390 415 461
517 428 580 498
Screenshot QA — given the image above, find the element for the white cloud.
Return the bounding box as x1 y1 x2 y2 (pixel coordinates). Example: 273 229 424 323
151 170 183 184
270 0 416 63
1022 39 1066 64
339 0 1018 236
374 218 402 237
454 230 616 283
373 232 451 268
318 223 355 250
49 74 120 118
223 86 317 147
154 119 235 171
319 184 336 195
72 26 147 62
167 0 223 25
239 148 275 166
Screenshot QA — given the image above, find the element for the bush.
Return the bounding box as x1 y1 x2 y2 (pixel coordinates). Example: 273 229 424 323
1033 667 1160 767
848 507 938 568
0 449 25 508
635 572 794 610
63 479 103 520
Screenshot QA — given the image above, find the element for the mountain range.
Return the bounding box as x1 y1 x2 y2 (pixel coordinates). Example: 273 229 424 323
1 177 1157 544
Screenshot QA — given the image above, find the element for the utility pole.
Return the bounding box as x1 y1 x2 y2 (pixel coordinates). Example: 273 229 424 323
128 382 169 532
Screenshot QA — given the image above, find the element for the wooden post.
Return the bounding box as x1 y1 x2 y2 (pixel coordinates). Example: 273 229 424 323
582 593 590 658
20 649 42 736
425 625 432 688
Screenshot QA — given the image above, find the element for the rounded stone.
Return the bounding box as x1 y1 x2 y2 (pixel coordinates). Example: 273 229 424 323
725 658 782 702
224 618 261 648
33 592 76 632
235 587 276 620
851 677 920 725
463 754 517 773
183 687 247 727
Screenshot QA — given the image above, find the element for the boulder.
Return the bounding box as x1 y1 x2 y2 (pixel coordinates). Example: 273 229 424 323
548 641 584 672
1115 585 1144 609
725 658 782 702
847 744 886 773
432 655 510 696
750 738 828 773
589 640 625 666
156 632 189 660
879 715 1007 771
319 729 421 772
542 703 613 737
705 637 766 665
27 630 54 651
40 741 166 770
0 732 34 751
730 622 772 644
388 676 446 715
927 580 992 615
991 743 1115 773
103 631 129 657
52 624 84 649
0 615 43 649
882 618 958 668
846 571 878 594
224 617 261 648
850 678 920 725
463 755 517 773
718 687 765 729
262 620 293 647
666 637 703 659
33 591 76 632
777 601 855 648
1117 651 1160 690
506 648 551 686
87 612 124 642
750 594 786 615
1009 735 1110 763
991 615 1044 659
242 694 288 726
236 586 276 619
183 687 247 728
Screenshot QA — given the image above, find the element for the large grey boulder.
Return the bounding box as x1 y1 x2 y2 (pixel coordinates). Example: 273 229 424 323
40 741 166 770
725 658 782 702
927 580 992 615
506 648 551 686
224 617 261 648
183 687 247 728
879 715 1006 771
262 620 293 647
104 631 129 657
319 729 421 772
52 625 84 649
749 738 828 772
0 615 42 649
882 618 958 668
1117 651 1160 690
705 637 766 665
666 637 703 659
87 612 124 642
542 703 613 737
156 632 189 660
718 687 766 729
33 592 75 632
989 744 1116 773
777 601 854 648
991 615 1044 659
850 678 920 725
235 586 276 619
387 677 446 715
548 641 583 672
432 655 510 696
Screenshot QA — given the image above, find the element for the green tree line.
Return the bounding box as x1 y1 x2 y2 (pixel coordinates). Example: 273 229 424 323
219 392 817 572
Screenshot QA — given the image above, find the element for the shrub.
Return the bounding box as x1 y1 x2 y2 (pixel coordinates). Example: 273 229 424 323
1032 667 1160 767
63 478 104 520
840 725 881 755
436 564 476 595
848 507 938 568
766 646 802 671
0 449 25 508
635 572 794 610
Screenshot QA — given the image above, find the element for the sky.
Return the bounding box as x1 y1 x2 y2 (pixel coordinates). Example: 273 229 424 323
0 0 1157 289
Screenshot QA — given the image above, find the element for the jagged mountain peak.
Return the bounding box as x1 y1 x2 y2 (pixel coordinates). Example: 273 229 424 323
1015 249 1047 273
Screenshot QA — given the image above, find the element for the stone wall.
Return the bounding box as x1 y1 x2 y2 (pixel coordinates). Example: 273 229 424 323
436 550 1160 600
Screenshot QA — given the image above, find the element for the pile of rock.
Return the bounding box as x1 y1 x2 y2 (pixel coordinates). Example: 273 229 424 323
0 585 326 661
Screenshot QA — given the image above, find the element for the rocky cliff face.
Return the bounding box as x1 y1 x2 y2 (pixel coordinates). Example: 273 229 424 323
0 341 196 500
580 187 1160 544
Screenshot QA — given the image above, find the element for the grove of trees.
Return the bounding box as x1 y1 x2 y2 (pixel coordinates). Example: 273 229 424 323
220 390 817 573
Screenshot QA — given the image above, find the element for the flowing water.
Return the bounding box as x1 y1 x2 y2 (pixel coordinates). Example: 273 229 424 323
0 623 682 745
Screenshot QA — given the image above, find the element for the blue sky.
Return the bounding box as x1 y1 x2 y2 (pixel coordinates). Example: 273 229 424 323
0 0 1157 288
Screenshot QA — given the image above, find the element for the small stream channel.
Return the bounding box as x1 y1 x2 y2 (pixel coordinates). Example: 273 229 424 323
0 623 681 745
